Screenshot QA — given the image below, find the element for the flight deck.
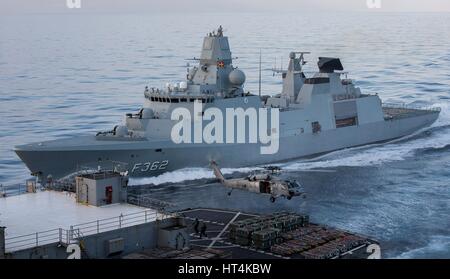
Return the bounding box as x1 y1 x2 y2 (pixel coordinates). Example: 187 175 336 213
125 208 378 259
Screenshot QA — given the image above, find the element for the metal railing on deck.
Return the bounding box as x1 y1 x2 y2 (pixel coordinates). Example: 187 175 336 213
70 210 159 236
4 209 170 252
127 194 175 211
0 184 34 197
5 229 66 251
382 102 441 112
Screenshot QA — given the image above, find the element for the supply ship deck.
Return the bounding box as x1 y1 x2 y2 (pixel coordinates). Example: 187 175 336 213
0 189 379 259
0 169 379 260
125 208 378 259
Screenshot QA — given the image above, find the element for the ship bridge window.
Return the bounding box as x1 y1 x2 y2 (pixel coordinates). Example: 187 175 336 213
304 77 330 84
150 96 183 103
150 97 211 103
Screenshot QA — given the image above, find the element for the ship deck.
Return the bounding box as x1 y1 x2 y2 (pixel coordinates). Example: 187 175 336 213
179 208 280 259
1 191 378 259
383 106 440 120
175 208 376 259
0 190 150 237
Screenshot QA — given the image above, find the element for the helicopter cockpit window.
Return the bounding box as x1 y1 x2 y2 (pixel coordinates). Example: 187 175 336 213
259 181 271 194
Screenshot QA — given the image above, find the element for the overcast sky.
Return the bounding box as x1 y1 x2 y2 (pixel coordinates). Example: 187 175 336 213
2 0 450 14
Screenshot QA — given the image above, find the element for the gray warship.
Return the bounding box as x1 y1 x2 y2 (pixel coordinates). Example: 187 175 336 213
15 27 440 182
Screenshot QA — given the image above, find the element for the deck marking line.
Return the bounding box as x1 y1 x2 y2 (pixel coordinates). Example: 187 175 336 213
184 216 225 226
208 212 241 249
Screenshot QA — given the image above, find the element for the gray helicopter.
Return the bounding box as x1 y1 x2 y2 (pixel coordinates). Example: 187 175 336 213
210 161 306 203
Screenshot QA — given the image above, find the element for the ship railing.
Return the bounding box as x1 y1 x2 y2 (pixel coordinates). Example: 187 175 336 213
127 194 175 211
0 183 43 198
382 102 441 112
332 94 359 102
69 209 158 236
45 180 76 192
0 184 26 197
4 209 168 252
332 93 378 102
4 229 65 252
144 90 215 104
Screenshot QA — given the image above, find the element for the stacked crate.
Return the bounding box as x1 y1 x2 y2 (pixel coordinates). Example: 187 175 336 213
271 224 370 258
234 220 269 246
230 213 371 258
252 228 281 250
279 214 305 232
229 218 260 242
235 227 254 246
229 213 309 249
302 215 310 226
280 224 321 240
172 248 232 259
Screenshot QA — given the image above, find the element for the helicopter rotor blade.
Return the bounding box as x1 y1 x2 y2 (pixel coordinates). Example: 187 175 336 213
261 165 336 173
294 169 336 173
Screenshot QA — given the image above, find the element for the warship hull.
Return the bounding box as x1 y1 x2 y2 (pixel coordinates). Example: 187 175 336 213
15 107 439 181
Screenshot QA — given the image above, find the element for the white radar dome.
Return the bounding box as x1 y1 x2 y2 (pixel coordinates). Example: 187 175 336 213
229 69 246 86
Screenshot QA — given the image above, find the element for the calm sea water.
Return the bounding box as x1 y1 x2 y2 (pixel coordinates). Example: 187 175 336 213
0 12 449 258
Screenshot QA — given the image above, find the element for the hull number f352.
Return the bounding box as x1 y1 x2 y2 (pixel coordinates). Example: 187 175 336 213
131 160 169 173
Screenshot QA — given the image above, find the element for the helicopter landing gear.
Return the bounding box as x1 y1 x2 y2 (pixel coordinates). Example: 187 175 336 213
270 196 276 203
